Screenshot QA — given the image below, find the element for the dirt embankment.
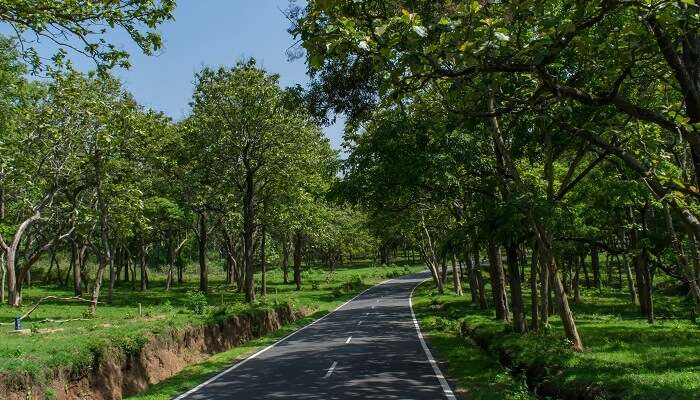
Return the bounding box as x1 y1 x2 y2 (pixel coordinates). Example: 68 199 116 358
1 305 308 400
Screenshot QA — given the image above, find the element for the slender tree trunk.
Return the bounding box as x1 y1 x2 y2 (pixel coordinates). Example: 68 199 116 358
243 169 256 302
108 246 116 303
440 257 448 284
260 223 267 296
198 212 209 294
666 207 700 309
90 152 113 314
582 251 591 288
6 249 18 306
177 254 183 284
622 255 639 305
46 249 56 283
591 245 601 289
223 230 238 287
0 252 5 304
688 230 700 284
166 239 175 291
451 254 463 296
293 230 303 291
639 250 654 323
140 237 148 291
629 210 652 320
71 241 82 296
282 233 290 284
530 245 539 331
536 231 583 351
122 247 131 282
464 245 479 303
573 256 582 304
471 241 487 309
506 242 526 333
487 240 509 321
0 185 4 221
418 215 444 294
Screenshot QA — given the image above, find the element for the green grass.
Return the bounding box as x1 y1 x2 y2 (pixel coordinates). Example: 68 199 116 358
0 259 424 390
417 272 700 400
412 281 534 400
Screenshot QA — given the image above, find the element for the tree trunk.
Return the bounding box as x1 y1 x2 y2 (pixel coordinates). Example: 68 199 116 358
629 210 652 321
71 241 82 296
573 256 582 304
506 242 526 333
282 233 290 284
198 211 209 294
688 230 700 285
139 238 148 291
582 251 591 288
464 246 479 303
0 252 5 304
418 215 444 294
471 241 488 309
622 255 639 305
530 245 539 331
6 249 18 306
536 230 583 351
591 245 601 289
260 223 267 296
166 239 175 291
123 248 130 282
108 246 116 303
487 240 509 321
243 169 256 302
451 254 463 296
638 250 654 323
440 257 448 284
223 230 238 287
293 230 303 291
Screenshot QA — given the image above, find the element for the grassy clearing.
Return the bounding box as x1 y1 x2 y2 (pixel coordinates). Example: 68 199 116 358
417 272 700 400
0 259 423 387
412 281 534 400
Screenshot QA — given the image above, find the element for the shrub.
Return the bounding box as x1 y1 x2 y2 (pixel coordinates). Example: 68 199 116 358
186 290 208 315
162 300 174 313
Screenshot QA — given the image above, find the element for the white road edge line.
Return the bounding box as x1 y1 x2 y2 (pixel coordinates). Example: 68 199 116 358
324 361 338 378
409 280 457 400
345 336 352 344
173 278 395 400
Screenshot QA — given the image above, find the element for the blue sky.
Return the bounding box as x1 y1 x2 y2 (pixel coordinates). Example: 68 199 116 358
7 1 346 151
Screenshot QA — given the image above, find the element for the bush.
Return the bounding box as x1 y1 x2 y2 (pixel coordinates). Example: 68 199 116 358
186 290 208 315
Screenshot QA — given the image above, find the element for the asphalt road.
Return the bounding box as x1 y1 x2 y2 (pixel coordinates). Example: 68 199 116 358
176 272 456 400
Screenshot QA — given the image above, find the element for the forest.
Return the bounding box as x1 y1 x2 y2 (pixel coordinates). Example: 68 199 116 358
1 1 700 400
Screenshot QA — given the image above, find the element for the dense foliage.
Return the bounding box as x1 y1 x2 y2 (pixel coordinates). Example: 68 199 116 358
292 0 700 352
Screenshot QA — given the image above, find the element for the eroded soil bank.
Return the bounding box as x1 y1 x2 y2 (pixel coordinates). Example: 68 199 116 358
1 305 308 400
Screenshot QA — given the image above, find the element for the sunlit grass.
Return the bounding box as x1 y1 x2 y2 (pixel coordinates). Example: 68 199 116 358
412 282 534 400
416 272 700 400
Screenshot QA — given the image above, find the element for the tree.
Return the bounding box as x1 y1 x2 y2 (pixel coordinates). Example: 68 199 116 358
0 0 175 71
188 60 335 301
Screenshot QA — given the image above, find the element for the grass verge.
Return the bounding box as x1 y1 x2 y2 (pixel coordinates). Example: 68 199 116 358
416 276 700 400
412 281 534 400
